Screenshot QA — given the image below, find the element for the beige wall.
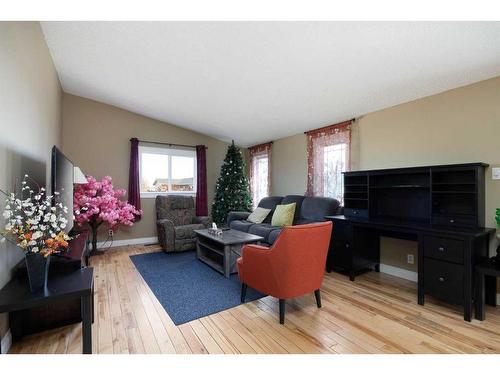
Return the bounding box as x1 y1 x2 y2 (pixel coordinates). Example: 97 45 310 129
0 22 62 342
271 76 500 272
272 134 308 196
62 94 229 241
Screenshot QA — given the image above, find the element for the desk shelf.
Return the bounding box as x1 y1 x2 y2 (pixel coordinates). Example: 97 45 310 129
341 163 485 229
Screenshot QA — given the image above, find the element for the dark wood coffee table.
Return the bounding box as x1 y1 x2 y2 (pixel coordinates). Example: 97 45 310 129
194 229 264 278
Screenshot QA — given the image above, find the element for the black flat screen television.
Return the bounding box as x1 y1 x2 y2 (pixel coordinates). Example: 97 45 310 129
50 146 74 234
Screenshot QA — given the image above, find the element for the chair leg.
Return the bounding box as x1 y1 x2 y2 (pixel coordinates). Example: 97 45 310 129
314 289 322 308
279 299 285 324
240 283 248 303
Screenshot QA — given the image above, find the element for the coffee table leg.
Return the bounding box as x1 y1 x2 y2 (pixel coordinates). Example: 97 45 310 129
81 294 92 354
223 245 231 278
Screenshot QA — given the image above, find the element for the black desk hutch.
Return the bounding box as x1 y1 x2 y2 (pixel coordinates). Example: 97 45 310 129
325 163 496 321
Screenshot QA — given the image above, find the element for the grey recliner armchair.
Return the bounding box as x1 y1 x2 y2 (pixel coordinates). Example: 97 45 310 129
156 195 212 252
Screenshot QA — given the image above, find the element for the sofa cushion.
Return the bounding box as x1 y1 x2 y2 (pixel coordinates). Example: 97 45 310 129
300 197 340 222
229 220 254 232
174 223 205 240
295 218 316 225
226 211 251 226
247 207 272 224
256 196 283 223
281 195 305 224
171 195 195 209
268 228 282 245
271 203 296 227
248 223 281 242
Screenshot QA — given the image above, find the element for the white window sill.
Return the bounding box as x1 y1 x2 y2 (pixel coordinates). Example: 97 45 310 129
140 192 197 199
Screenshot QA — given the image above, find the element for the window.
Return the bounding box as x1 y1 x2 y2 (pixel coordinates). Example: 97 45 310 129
248 143 272 209
139 146 197 197
323 143 347 202
306 121 352 203
253 154 269 207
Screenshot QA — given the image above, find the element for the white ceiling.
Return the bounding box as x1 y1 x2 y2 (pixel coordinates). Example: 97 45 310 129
41 22 500 146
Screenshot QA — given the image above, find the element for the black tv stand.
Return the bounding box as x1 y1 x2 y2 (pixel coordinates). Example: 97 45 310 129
326 163 496 321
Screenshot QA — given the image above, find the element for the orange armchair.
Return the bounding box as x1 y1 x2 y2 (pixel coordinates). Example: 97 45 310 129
237 221 332 324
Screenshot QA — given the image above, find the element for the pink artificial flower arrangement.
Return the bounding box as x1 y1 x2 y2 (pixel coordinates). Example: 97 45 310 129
73 175 142 252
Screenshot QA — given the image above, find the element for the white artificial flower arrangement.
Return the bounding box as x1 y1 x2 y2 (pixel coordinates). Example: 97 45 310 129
1 175 72 257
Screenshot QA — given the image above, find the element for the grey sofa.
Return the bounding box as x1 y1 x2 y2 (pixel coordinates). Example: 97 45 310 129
156 195 212 252
227 195 342 246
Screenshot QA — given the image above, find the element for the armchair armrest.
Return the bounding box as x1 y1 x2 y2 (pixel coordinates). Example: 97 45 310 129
157 219 175 251
193 216 212 228
242 244 270 254
238 244 282 296
238 244 274 286
157 218 175 228
227 211 251 226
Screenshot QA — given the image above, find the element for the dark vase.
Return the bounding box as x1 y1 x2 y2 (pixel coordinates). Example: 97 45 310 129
25 253 51 293
89 219 102 255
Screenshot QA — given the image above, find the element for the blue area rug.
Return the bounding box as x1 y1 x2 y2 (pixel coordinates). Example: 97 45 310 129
130 250 264 325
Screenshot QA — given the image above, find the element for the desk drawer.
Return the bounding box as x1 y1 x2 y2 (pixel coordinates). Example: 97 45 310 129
424 258 463 305
423 235 464 264
328 221 353 271
328 241 352 271
331 221 353 242
431 215 475 227
344 208 368 218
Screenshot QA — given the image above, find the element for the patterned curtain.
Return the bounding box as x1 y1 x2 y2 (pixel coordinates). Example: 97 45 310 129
306 120 352 202
248 142 272 209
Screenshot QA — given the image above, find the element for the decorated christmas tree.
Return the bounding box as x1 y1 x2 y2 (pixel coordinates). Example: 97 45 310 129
211 141 253 225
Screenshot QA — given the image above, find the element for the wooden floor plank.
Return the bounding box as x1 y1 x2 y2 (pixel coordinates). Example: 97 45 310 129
178 324 208 354
189 320 224 354
199 317 239 354
96 253 114 354
8 245 500 354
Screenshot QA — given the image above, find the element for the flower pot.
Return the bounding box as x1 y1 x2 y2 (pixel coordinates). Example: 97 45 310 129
25 253 51 293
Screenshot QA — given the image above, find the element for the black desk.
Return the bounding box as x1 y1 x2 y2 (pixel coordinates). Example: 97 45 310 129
475 260 500 321
325 215 495 321
0 267 94 354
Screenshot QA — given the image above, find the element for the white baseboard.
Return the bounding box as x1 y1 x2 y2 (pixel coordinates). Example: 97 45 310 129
96 236 158 249
379 263 418 282
1 329 12 354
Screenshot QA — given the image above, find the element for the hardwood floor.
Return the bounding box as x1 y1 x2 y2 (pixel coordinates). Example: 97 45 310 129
8 244 500 354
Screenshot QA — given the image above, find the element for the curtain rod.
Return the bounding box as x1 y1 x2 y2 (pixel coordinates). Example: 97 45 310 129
304 118 355 134
248 141 273 149
134 139 207 150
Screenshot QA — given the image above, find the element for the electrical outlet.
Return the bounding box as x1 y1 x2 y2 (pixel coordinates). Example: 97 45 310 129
407 254 415 265
492 167 500 180
108 229 114 237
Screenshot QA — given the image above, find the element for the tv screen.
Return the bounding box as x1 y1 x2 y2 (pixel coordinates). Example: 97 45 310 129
50 146 74 234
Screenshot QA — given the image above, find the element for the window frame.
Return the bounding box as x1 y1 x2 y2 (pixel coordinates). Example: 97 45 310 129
139 145 197 198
